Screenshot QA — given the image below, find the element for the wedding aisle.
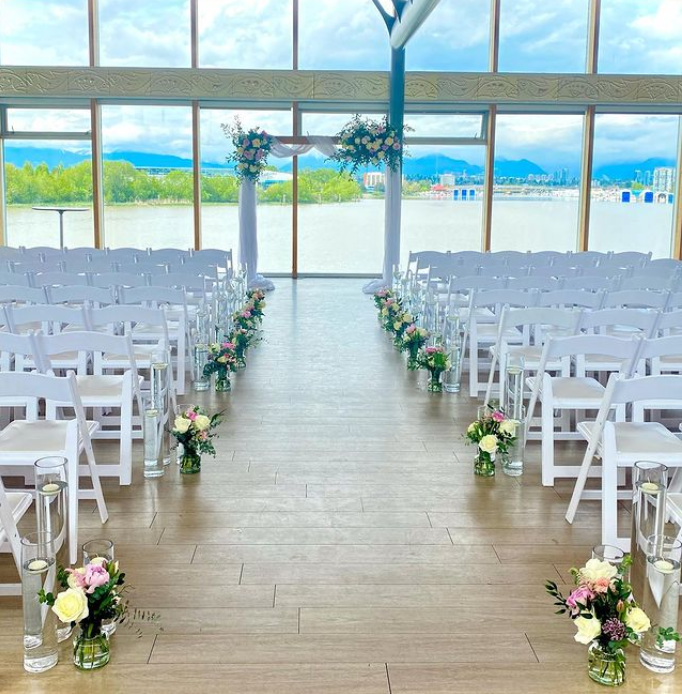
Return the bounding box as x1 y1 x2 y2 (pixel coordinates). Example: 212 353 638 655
1 278 680 693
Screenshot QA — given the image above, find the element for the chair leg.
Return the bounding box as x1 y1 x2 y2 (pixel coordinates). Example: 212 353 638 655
670 468 682 494
67 455 79 565
541 398 555 487
602 461 620 547
469 339 479 397
119 400 133 486
82 438 108 524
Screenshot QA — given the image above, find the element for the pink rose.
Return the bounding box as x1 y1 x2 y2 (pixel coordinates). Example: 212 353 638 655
188 411 197 421
492 410 505 422
84 563 110 593
242 311 252 318
425 346 437 354
393 142 401 150
566 586 595 615
242 138 249 147
65 567 87 589
591 577 611 594
406 324 416 334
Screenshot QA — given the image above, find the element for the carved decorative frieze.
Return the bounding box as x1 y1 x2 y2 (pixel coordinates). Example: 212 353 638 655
0 67 679 107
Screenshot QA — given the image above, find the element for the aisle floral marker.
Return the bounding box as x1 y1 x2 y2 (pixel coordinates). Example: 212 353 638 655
172 405 222 474
464 404 516 477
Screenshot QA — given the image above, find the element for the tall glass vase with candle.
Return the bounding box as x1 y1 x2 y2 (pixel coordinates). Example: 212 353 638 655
142 393 165 478
34 457 71 641
630 462 668 600
22 532 59 673
502 353 526 476
150 347 171 466
639 535 682 674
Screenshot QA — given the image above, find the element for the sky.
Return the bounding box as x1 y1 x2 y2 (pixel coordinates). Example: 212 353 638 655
0 0 680 170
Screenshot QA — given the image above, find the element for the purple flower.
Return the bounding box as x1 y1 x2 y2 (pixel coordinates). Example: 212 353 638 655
602 618 627 641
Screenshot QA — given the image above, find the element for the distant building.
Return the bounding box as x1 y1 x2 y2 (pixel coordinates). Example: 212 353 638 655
653 167 676 193
363 172 385 189
439 173 455 187
260 171 293 188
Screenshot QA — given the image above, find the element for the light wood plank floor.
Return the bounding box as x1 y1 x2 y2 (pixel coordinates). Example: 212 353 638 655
1 278 680 693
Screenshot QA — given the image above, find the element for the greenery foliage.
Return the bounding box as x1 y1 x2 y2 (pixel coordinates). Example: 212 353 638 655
5 161 362 205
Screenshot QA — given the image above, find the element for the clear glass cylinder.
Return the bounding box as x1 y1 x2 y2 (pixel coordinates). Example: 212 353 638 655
505 352 525 421
195 306 210 345
639 535 682 674
34 457 70 642
501 409 525 478
443 341 462 394
143 396 165 479
82 538 116 637
193 343 210 391
630 462 668 601
591 544 625 568
21 531 58 673
150 349 171 466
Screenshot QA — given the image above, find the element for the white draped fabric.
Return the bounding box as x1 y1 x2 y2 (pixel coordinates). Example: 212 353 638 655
237 134 399 294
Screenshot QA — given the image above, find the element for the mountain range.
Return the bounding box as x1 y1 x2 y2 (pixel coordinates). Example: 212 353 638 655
3 146 674 182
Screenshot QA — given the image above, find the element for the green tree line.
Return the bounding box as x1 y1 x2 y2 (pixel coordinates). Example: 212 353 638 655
5 160 362 205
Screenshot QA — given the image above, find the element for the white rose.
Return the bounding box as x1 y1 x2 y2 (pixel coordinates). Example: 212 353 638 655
574 614 601 645
467 422 478 435
579 558 618 583
403 313 413 322
194 415 211 431
478 434 498 454
52 587 89 624
625 607 651 635
498 420 517 437
173 417 191 434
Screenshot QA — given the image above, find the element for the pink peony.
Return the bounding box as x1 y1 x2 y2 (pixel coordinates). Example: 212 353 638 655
425 346 437 354
566 586 595 615
492 410 505 422
242 311 252 318
188 410 198 421
393 142 401 150
406 324 416 334
84 563 110 593
242 138 249 147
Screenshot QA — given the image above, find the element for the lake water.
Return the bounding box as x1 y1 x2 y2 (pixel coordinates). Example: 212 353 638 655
6 198 674 273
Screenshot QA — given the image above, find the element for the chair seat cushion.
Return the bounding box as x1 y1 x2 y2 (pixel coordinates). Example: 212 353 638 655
0 419 98 454
543 377 605 405
75 374 133 402
578 420 682 460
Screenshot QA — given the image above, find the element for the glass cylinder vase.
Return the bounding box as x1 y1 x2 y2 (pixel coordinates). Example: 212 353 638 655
179 445 202 475
73 627 110 670
501 408 526 478
427 370 443 393
150 348 171 466
443 341 462 394
215 373 231 392
193 343 210 391
588 642 625 687
21 531 58 673
630 462 668 601
639 535 682 674
142 394 165 479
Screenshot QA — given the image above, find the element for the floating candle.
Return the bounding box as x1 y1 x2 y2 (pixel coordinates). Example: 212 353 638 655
654 559 675 574
40 482 61 496
27 559 48 574
640 482 661 494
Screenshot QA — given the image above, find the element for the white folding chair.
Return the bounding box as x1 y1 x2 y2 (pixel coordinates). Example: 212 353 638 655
484 306 582 406
0 271 32 287
561 276 621 292
47 285 116 308
31 331 143 486
619 275 675 291
565 374 682 548
32 271 90 288
148 248 191 264
525 334 641 486
0 286 47 306
0 371 107 564
0 474 33 595
602 289 670 311
506 276 562 292
537 289 605 310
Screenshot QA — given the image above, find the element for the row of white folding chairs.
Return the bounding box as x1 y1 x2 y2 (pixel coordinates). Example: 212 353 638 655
1 298 186 395
464 291 682 396
0 370 109 581
520 333 682 492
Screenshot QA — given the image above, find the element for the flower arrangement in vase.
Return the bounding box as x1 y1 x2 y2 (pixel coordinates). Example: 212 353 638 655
228 327 251 368
390 310 415 349
464 404 517 476
401 323 429 369
245 288 266 320
204 341 238 392
373 288 394 311
330 115 405 174
417 345 451 393
546 555 677 687
380 297 404 333
222 118 273 182
39 559 153 670
171 405 222 474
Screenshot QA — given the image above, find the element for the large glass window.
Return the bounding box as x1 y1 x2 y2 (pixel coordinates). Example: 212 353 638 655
299 0 389 70
100 105 194 249
198 0 292 69
200 109 292 273
499 0 589 73
408 0 489 71
589 114 679 258
492 114 583 252
3 140 93 248
599 0 682 74
99 0 191 67
0 0 89 66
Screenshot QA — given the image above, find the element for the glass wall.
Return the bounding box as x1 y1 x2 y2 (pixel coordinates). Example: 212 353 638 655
589 114 679 258
99 0 191 67
200 109 292 272
198 0 292 69
492 114 583 252
3 139 93 248
599 0 682 74
0 0 89 66
100 105 194 249
498 0 589 73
